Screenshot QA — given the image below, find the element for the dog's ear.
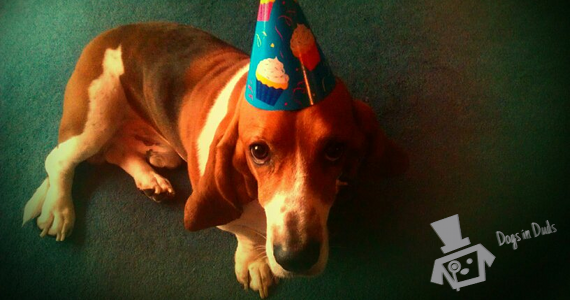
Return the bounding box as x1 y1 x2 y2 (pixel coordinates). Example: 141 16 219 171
184 106 246 232
348 99 409 180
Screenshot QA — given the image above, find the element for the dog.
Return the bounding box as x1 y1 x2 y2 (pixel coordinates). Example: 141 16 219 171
22 22 408 298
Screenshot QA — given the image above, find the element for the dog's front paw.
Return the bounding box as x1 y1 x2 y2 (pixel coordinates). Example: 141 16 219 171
235 245 277 298
36 190 75 242
136 172 174 202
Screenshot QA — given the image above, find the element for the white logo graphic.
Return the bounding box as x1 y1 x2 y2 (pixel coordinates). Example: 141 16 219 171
430 215 495 291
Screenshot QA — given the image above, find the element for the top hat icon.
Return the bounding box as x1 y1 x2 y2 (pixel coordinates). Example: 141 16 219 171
431 215 471 254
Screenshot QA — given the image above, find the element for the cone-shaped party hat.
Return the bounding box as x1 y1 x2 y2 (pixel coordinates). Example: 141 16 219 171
245 0 336 111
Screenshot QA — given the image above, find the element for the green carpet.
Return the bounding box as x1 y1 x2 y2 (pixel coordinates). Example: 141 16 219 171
1 0 568 299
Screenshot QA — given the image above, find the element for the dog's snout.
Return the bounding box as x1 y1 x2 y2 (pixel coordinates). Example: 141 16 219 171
273 241 321 273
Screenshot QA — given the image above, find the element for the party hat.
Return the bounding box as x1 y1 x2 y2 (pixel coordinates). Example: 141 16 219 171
245 0 336 111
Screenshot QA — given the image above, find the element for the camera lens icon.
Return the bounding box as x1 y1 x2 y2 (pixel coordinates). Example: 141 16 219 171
447 260 462 291
448 260 461 273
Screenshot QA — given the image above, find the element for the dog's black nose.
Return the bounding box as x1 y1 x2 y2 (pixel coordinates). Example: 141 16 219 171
273 241 321 273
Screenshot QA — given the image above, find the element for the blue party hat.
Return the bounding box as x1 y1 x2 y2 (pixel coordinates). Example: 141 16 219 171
245 0 336 111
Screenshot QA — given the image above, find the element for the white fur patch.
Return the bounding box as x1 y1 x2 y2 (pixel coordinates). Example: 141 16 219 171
263 155 332 276
217 200 266 238
84 46 125 143
102 46 124 77
197 64 249 176
265 155 308 229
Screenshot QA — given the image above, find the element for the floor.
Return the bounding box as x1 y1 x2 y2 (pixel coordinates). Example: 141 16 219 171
1 0 568 299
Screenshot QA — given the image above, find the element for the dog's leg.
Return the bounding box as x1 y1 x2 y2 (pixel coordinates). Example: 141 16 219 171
218 201 276 299
23 46 126 241
33 124 121 241
104 142 175 202
234 235 277 299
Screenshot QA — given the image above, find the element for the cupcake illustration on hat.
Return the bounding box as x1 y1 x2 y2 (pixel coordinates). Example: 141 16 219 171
255 57 289 106
246 0 336 111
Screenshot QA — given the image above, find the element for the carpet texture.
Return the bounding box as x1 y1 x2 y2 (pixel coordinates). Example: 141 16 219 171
1 0 568 299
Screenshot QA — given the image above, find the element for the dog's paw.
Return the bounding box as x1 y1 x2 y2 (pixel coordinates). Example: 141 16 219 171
135 172 174 202
235 247 277 298
36 189 75 242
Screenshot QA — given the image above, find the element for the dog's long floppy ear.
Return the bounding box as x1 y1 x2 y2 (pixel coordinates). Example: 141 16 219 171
349 100 409 180
184 107 244 232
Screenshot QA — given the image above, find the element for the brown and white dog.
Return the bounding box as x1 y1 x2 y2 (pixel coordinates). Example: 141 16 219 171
23 22 408 298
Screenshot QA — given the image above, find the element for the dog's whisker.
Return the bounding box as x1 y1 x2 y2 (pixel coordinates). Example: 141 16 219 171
253 245 267 252
252 251 268 261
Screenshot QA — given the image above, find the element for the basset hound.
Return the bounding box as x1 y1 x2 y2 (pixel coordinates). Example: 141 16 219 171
22 22 408 298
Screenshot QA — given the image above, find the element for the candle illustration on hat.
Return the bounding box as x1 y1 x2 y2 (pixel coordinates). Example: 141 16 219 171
430 215 495 291
290 24 321 71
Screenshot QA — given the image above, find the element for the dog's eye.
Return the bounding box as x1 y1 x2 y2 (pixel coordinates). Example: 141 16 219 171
250 143 270 164
324 143 345 162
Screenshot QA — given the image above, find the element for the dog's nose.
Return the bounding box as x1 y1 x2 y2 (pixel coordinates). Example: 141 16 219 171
273 241 321 273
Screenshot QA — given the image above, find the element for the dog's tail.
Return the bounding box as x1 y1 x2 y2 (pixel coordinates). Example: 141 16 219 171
22 178 49 226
